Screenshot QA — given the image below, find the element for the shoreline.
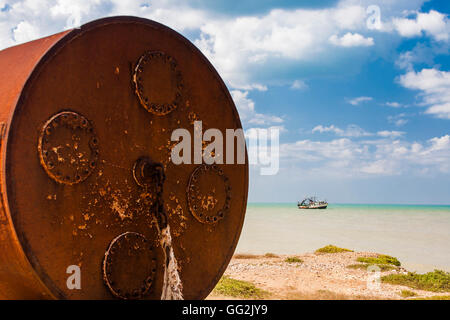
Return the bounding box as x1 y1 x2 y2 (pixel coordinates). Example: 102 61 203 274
247 203 450 207
207 250 449 300
237 205 450 275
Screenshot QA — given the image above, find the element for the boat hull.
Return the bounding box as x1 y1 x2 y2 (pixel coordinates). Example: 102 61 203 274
298 205 328 209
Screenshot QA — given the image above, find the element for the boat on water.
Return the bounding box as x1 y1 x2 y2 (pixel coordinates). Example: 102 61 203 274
297 196 328 209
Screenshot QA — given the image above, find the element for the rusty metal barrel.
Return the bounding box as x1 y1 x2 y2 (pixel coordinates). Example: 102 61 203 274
0 16 248 299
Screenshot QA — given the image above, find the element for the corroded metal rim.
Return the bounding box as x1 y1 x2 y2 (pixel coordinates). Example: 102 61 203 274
132 51 183 116
187 164 231 225
37 111 99 185
102 232 157 300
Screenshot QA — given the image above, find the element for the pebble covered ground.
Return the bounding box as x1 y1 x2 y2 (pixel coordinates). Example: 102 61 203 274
207 251 445 300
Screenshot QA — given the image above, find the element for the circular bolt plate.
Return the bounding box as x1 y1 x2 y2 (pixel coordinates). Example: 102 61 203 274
187 164 231 224
133 51 182 115
38 111 99 185
103 232 157 300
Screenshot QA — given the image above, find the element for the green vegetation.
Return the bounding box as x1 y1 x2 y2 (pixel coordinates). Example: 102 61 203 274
357 254 401 267
264 253 279 258
346 264 397 272
285 289 376 300
347 254 401 272
315 245 353 254
400 290 417 298
233 253 260 259
346 264 366 270
382 270 450 292
284 256 303 263
213 276 269 299
412 295 450 300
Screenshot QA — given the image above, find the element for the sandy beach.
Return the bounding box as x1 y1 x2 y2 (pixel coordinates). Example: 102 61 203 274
207 250 448 300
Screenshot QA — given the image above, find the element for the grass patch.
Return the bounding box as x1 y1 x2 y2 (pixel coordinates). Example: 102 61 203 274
382 270 450 292
357 254 401 267
213 276 269 299
264 253 279 258
284 256 303 263
347 263 398 272
412 295 450 300
285 289 379 300
315 245 353 254
233 253 260 259
400 290 417 298
346 264 368 270
285 290 351 300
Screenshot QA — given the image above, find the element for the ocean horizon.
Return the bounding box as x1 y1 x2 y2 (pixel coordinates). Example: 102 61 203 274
248 202 450 207
236 203 450 273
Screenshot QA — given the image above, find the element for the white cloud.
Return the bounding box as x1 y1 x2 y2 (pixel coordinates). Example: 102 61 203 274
192 2 444 91
347 96 373 105
0 0 208 48
428 134 450 152
426 104 450 119
0 0 441 93
385 101 402 108
230 90 283 126
388 113 409 127
398 68 450 119
248 114 284 126
312 124 372 137
360 159 395 175
377 130 405 138
12 20 39 43
394 42 439 71
333 3 366 29
49 0 104 29
194 2 371 90
280 134 450 177
393 10 450 41
231 90 255 117
343 126 371 137
329 32 374 47
395 119 408 126
290 80 308 90
312 125 343 135
396 50 416 71
312 124 405 139
281 138 365 163
0 0 113 48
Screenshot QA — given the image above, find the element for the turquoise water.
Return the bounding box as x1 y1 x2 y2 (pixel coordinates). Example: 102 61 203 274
235 203 450 273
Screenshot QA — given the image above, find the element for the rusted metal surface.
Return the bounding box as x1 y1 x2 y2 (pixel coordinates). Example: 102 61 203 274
103 232 157 300
187 164 231 225
0 16 248 299
38 111 99 185
133 51 183 116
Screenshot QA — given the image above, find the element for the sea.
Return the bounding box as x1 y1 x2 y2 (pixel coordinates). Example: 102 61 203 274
235 203 450 273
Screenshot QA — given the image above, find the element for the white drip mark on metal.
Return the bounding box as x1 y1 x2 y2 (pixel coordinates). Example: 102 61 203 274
159 225 183 300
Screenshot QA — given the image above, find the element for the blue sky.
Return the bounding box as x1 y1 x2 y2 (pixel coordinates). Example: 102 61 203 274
1 0 449 204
